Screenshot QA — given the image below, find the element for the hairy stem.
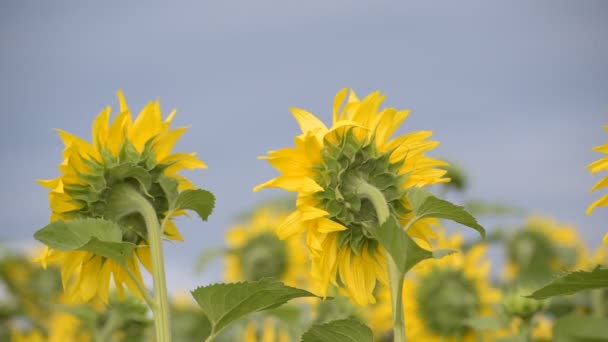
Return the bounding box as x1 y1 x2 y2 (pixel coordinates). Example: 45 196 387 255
355 179 406 342
117 185 172 342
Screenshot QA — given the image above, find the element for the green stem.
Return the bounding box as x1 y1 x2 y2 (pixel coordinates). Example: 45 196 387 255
591 289 605 317
117 185 172 342
355 179 406 342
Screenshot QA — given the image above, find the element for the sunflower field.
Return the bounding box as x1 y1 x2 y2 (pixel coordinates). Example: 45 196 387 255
1 88 606 342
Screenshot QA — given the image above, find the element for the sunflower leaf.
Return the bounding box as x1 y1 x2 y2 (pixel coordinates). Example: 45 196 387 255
34 218 122 250
526 267 608 299
34 218 136 266
81 238 136 266
191 278 320 337
407 187 485 238
552 314 608 342
370 216 454 274
301 318 373 342
174 189 215 221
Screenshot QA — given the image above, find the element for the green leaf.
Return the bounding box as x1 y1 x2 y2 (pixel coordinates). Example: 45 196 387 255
191 278 319 337
370 216 456 274
553 314 608 342
407 187 485 237
527 267 608 299
81 238 136 265
175 189 215 221
34 218 122 250
33 218 136 266
301 319 373 342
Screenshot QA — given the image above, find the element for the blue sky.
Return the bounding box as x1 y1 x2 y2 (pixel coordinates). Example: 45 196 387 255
1 0 607 292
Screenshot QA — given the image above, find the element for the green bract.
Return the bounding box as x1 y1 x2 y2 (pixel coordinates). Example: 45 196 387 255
314 131 408 253
238 232 288 281
64 140 179 245
416 269 480 337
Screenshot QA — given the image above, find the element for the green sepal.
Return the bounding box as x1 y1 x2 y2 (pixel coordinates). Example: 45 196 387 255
33 218 136 266
527 266 608 300
300 318 373 342
107 163 152 193
174 189 215 221
553 314 608 342
407 187 485 238
191 278 320 338
370 216 456 274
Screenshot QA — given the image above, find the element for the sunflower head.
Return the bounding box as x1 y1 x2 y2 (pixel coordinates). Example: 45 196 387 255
369 231 501 340
255 89 449 305
36 90 206 303
505 216 583 286
225 208 308 287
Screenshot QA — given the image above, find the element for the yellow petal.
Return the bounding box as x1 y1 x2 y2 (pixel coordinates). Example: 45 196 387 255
117 89 129 112
163 220 184 241
587 193 608 215
591 177 608 192
153 127 188 161
276 211 306 239
92 107 111 149
316 218 347 233
137 246 153 274
106 111 132 155
164 153 207 173
254 176 323 193
96 260 113 303
77 255 102 302
332 88 349 124
290 107 328 133
588 157 608 174
130 102 163 152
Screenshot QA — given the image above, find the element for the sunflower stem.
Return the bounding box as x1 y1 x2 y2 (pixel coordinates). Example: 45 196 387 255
117 185 172 342
355 179 406 342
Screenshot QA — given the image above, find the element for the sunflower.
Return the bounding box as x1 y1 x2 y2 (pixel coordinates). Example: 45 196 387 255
37 90 206 303
587 130 608 243
224 207 308 288
505 215 585 285
254 89 448 305
369 231 501 341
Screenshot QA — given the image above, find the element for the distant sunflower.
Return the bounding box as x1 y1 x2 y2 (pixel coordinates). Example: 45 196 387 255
37 91 206 303
225 208 308 287
587 129 608 243
255 89 448 305
369 231 501 341
505 216 584 285
243 318 291 342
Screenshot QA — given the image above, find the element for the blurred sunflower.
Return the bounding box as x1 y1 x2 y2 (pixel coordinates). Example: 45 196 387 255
225 208 308 287
505 216 585 285
37 90 206 303
9 311 91 342
243 318 291 342
369 231 501 341
255 89 448 305
587 130 608 243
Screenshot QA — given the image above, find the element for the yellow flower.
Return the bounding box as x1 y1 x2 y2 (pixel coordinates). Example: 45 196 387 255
587 129 608 243
255 89 448 305
505 215 585 284
10 329 46 342
37 90 206 303
244 318 291 342
369 231 501 341
225 208 308 288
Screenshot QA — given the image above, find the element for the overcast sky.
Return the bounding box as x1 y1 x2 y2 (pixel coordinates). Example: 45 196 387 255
1 0 607 292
